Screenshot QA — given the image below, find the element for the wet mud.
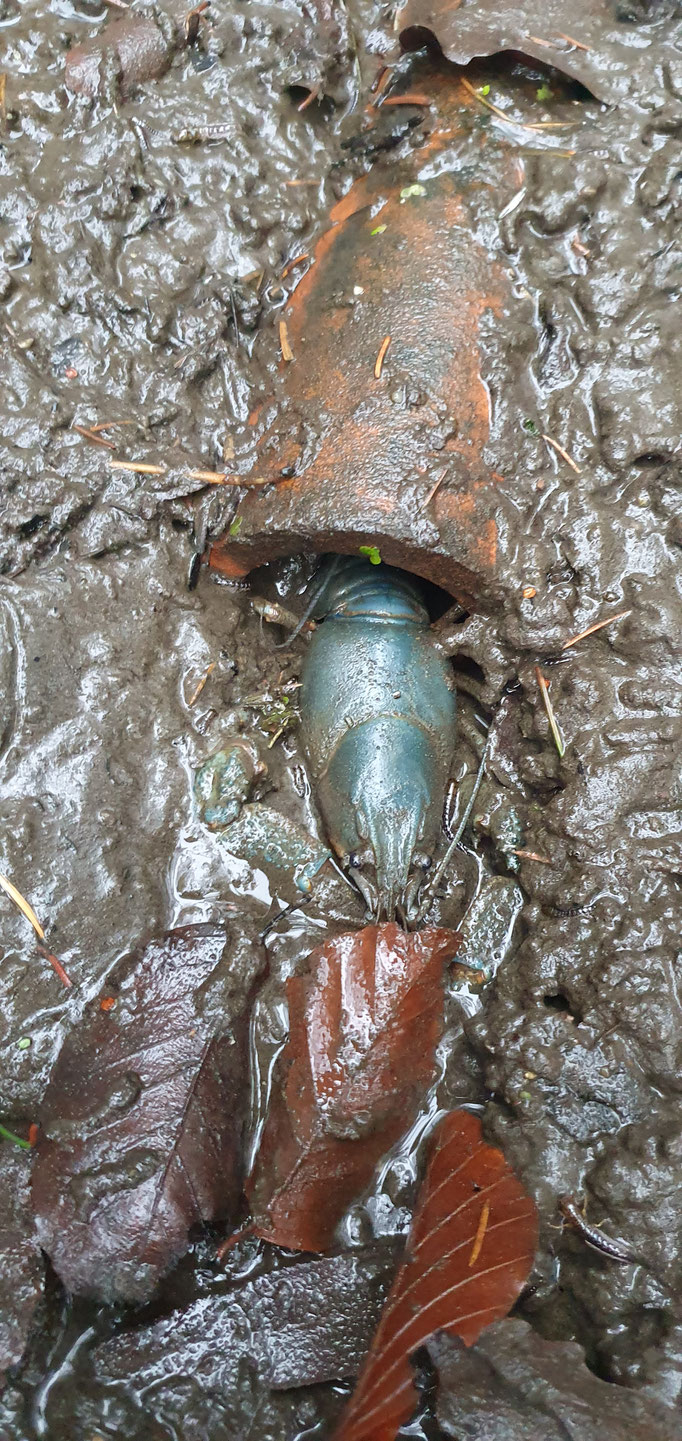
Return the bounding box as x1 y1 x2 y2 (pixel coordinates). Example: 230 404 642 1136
0 0 681 1437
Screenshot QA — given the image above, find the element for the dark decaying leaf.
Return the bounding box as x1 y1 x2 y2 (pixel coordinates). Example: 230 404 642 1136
32 924 263 1304
334 1109 538 1441
428 1320 680 1441
0 1148 43 1385
246 924 461 1252
95 1250 396 1397
399 0 634 104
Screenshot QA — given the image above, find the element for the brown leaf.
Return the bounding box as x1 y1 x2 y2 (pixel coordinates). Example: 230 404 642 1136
246 924 461 1252
33 923 263 1304
95 1250 396 1398
334 1109 538 1441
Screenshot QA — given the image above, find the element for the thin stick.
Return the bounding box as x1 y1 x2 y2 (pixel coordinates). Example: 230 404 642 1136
561 610 631 651
557 32 590 51
0 872 72 986
90 420 135 432
374 334 391 379
188 469 228 484
460 77 573 132
36 944 73 988
512 848 552 865
279 320 294 362
298 87 319 112
422 467 447 508
378 93 433 108
542 433 581 473
110 460 167 475
468 1201 490 1267
72 424 116 451
281 253 309 279
187 661 216 706
535 667 565 757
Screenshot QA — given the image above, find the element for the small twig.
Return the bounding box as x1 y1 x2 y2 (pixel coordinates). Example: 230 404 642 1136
468 1201 490 1267
378 93 432 108
422 468 447 509
187 468 228 484
557 32 590 51
374 334 391 379
298 87 319 112
36 944 73 989
284 178 318 187
460 77 573 132
279 320 294 362
0 872 71 986
90 420 135 432
535 667 565 758
187 662 216 707
561 610 631 651
110 460 167 475
511 848 552 865
571 234 591 258
542 432 581 473
281 253 309 279
72 424 116 451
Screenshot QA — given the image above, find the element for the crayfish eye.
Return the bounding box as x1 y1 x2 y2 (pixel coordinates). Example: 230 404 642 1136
348 847 373 870
413 853 432 871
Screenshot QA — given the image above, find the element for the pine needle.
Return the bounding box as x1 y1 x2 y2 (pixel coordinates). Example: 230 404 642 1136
535 667 566 757
562 610 631 650
0 872 45 939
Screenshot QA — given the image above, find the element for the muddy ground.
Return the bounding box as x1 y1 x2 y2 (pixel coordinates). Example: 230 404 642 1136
1 0 681 1437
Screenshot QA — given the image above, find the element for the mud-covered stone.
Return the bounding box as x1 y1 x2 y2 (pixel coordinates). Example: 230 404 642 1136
0 1150 43 1386
428 1321 681 1439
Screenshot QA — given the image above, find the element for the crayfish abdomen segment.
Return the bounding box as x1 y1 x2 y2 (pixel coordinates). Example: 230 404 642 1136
300 559 457 917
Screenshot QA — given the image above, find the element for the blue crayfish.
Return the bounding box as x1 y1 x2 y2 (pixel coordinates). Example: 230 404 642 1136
196 555 484 923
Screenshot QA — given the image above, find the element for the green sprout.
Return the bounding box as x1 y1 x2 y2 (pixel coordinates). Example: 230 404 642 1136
359 545 382 565
228 515 243 538
370 224 387 236
522 418 539 435
478 84 491 97
536 83 553 101
399 184 427 202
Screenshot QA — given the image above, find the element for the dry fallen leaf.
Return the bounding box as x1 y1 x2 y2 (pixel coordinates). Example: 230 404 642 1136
246 923 461 1252
334 1109 538 1441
